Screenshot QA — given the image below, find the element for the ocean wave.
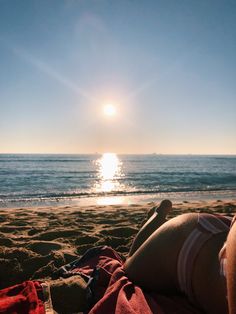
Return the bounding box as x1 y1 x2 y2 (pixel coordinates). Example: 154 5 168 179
0 189 236 209
1 154 235 207
1 187 236 204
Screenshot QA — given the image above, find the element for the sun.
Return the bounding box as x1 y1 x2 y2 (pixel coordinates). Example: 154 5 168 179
103 104 117 117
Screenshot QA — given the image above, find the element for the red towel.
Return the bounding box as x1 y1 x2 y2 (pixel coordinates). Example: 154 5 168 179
0 247 203 314
0 281 46 314
64 246 202 314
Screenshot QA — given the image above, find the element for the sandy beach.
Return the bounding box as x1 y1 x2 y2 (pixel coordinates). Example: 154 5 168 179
0 199 236 290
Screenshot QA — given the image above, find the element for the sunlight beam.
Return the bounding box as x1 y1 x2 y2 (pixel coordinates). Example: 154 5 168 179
8 43 96 103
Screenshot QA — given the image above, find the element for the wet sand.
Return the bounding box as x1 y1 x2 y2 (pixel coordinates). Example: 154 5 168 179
0 199 236 289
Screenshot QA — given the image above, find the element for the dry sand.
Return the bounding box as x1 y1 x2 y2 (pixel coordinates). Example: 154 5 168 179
0 199 236 289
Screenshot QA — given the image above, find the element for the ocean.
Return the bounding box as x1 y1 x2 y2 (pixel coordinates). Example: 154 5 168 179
0 154 235 208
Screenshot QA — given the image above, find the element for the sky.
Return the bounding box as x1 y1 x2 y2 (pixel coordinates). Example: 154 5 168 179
0 0 235 154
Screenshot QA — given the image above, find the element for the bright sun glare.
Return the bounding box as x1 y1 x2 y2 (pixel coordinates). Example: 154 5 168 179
103 104 117 117
95 153 123 193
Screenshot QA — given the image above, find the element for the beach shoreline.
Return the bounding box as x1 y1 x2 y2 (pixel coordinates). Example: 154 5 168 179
0 199 236 290
1 189 236 209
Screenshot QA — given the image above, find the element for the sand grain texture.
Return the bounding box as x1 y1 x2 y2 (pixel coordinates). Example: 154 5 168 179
0 200 235 289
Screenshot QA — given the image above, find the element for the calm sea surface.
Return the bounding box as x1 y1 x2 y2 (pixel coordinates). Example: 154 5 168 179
0 154 235 207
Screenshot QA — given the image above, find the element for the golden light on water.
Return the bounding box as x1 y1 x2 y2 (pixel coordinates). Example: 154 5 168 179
99 153 119 180
95 153 123 193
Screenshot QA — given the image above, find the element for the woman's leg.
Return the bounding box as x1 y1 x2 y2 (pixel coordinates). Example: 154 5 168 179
125 203 188 293
226 220 236 314
129 200 172 256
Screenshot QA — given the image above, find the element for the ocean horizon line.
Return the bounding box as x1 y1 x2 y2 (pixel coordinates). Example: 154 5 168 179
1 153 236 156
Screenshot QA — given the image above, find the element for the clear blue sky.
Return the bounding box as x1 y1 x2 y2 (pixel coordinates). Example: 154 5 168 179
0 0 235 154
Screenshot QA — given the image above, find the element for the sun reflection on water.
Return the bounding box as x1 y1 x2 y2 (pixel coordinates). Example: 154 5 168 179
95 153 124 193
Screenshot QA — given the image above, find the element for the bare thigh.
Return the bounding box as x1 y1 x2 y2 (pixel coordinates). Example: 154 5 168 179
192 233 228 314
125 213 198 293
